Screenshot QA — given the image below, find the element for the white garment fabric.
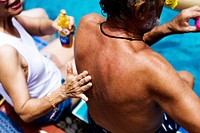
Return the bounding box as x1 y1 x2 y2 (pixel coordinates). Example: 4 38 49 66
0 18 62 106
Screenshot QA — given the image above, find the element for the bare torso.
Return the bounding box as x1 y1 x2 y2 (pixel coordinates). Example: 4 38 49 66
75 14 164 133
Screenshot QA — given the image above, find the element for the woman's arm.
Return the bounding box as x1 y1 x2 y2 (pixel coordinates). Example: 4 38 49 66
15 15 57 36
0 45 92 123
15 13 75 36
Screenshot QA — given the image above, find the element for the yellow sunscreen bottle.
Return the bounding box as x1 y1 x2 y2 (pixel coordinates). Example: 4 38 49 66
57 10 73 48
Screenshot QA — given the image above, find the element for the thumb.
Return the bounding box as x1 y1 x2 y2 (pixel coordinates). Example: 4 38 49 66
187 26 198 32
66 62 73 75
78 94 89 101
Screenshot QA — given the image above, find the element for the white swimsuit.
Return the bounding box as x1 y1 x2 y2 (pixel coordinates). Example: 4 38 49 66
0 18 62 106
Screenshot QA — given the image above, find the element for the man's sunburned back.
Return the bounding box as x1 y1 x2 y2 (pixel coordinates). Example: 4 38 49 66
75 14 164 133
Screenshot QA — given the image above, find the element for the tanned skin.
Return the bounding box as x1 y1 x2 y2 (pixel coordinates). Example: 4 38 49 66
0 0 92 123
74 2 200 133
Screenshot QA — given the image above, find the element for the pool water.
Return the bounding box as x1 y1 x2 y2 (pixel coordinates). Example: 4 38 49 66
24 0 200 96
154 7 200 96
23 0 101 27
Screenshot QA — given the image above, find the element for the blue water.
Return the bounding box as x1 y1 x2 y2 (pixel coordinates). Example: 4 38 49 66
154 7 200 96
23 0 101 27
24 1 200 95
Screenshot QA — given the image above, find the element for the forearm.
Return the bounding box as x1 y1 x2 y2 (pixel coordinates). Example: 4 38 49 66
38 18 57 36
172 94 200 132
12 63 91 123
143 22 173 46
16 15 57 36
17 86 67 123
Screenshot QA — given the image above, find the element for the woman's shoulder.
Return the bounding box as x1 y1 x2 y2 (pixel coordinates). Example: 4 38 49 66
0 45 19 59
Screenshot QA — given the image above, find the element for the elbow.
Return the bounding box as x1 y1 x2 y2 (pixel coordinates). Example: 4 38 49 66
16 110 35 123
178 70 194 89
15 106 36 123
19 114 34 123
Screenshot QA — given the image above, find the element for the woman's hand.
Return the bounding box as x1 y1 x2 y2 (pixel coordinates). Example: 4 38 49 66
168 6 200 33
52 14 75 35
61 63 92 101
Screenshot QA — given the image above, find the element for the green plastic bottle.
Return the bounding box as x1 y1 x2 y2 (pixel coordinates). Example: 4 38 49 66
57 10 73 48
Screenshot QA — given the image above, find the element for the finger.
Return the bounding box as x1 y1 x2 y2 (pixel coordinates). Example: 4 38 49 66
78 94 89 101
78 75 92 86
70 25 76 34
76 70 89 81
190 12 200 19
66 62 73 75
62 29 70 35
56 25 62 32
52 22 62 32
81 70 90 77
80 82 92 92
53 15 63 31
187 26 199 31
190 5 200 12
185 7 200 19
68 16 75 30
72 82 92 92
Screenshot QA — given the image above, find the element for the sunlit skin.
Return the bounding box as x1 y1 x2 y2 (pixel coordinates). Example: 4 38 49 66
172 0 200 10
0 0 23 17
75 0 200 132
0 0 92 123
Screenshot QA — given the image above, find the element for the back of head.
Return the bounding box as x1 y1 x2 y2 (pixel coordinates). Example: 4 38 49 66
99 0 158 22
99 0 160 32
100 0 132 23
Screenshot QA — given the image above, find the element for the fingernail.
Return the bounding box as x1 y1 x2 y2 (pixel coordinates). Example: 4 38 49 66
88 82 92 86
88 76 92 79
83 70 88 74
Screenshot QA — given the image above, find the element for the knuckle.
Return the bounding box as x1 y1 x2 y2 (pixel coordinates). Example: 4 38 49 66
81 78 86 83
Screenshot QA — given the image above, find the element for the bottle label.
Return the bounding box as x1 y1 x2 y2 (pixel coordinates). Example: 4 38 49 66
59 34 70 46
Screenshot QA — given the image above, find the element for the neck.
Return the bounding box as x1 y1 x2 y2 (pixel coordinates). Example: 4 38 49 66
0 17 20 37
0 16 12 26
101 21 144 41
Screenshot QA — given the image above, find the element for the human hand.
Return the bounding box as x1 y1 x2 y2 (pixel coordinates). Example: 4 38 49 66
168 6 200 33
61 63 92 101
52 14 75 35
